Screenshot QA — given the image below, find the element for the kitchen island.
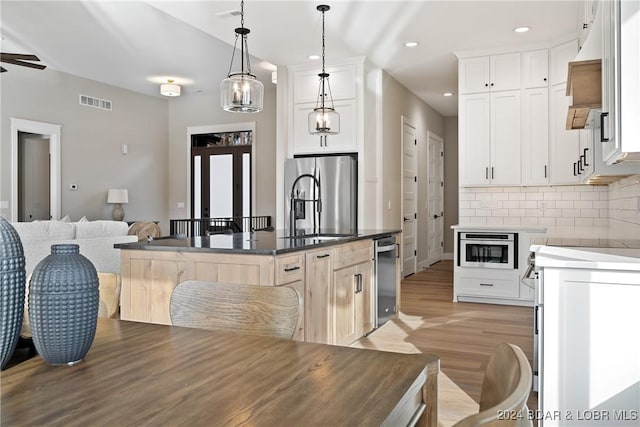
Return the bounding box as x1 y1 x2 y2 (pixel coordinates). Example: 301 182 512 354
116 229 400 345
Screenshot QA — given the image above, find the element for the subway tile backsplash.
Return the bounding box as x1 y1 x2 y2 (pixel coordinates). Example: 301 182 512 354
459 174 640 239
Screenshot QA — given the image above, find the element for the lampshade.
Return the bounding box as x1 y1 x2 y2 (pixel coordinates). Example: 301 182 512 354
220 0 263 113
160 80 181 97
308 5 339 136
107 189 128 204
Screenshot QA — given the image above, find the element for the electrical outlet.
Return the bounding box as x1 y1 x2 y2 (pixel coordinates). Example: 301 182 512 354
177 202 185 209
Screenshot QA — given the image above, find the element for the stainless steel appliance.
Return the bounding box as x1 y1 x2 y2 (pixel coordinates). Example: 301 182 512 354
284 154 357 235
458 232 518 269
374 235 398 328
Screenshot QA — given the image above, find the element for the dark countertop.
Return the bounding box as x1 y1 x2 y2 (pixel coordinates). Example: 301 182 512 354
115 229 401 255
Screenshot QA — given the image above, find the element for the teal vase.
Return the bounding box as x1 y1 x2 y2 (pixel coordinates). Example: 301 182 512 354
29 244 99 365
0 217 26 369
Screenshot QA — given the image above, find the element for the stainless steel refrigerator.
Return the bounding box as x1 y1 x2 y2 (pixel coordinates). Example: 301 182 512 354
284 154 357 235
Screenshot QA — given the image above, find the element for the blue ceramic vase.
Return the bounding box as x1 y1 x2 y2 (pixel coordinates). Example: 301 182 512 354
0 217 26 369
29 244 99 365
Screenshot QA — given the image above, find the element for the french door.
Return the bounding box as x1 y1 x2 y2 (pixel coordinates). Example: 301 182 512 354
191 144 251 219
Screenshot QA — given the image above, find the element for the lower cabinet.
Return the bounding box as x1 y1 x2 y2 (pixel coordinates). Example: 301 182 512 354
304 248 332 344
332 260 373 346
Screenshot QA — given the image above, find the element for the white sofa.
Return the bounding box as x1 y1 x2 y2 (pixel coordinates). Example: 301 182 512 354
12 219 138 276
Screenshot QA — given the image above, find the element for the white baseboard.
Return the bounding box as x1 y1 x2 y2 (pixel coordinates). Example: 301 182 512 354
443 252 453 260
418 260 430 270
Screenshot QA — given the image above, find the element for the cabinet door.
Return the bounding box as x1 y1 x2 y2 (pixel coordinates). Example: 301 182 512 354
357 260 374 337
522 49 549 88
522 88 549 185
294 65 357 104
293 99 357 155
490 53 521 91
549 39 578 86
550 84 581 184
600 0 619 162
490 90 521 185
332 265 358 346
305 249 332 344
458 56 490 94
459 93 491 185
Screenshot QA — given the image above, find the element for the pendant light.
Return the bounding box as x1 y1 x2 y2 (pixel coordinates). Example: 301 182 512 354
308 4 340 136
221 0 263 113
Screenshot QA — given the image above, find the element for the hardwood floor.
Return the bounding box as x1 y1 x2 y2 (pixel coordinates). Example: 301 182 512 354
353 260 537 424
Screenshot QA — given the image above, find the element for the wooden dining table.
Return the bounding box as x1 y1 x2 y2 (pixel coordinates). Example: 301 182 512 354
1 319 439 426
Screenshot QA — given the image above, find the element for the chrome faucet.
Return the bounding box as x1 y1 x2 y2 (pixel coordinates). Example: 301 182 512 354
289 172 322 237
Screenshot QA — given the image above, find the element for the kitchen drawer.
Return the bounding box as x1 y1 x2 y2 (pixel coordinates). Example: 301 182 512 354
456 270 519 299
275 254 305 285
333 240 373 270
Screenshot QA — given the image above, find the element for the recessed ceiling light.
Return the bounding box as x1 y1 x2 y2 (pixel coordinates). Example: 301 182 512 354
514 26 530 33
308 55 320 60
443 92 454 97
404 41 419 47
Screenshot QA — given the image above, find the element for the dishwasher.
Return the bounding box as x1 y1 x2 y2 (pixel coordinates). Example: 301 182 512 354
374 235 398 328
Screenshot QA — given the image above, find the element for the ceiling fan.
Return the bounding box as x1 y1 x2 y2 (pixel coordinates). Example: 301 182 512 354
0 53 46 73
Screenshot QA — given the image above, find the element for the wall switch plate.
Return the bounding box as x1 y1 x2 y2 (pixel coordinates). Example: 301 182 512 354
177 202 185 209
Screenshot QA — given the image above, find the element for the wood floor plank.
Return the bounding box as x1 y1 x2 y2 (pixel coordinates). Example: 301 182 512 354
353 260 538 424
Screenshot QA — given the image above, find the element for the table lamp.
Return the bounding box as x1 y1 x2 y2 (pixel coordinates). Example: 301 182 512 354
107 189 128 221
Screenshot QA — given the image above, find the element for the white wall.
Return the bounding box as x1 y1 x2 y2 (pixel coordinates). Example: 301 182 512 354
443 117 459 256
0 67 168 227
380 71 444 267
166 85 278 225
608 174 640 239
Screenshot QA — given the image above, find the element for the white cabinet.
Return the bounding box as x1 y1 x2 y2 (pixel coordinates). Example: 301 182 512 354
522 49 549 88
289 62 360 155
459 91 521 186
578 0 600 47
522 88 550 185
292 99 357 154
458 53 521 94
600 0 640 163
549 39 579 86
550 83 582 184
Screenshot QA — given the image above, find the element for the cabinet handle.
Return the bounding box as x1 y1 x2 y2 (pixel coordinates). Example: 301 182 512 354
578 158 583 174
485 83 489 87
485 167 489 180
491 167 494 179
583 148 589 167
316 253 330 259
573 162 578 176
284 265 301 272
600 112 610 142
544 165 547 178
479 283 494 287
579 156 585 172
396 243 400 259
354 273 363 293
543 77 547 82
490 83 494 87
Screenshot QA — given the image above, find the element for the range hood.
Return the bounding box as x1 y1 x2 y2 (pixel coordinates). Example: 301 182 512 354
565 59 602 130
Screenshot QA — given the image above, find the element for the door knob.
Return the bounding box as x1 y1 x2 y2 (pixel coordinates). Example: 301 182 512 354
403 216 411 222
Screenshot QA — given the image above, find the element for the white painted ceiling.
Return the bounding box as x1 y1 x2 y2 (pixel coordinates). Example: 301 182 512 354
1 0 581 117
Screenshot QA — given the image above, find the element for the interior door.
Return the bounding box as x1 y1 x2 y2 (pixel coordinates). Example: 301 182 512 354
18 132 50 221
402 119 417 277
426 132 444 266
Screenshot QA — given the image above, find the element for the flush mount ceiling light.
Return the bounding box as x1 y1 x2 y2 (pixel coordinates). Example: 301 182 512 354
160 79 181 97
404 41 419 47
221 0 263 113
309 4 339 136
514 26 530 33
308 54 320 60
443 92 454 97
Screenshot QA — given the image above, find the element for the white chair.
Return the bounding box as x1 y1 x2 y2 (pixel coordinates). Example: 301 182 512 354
169 280 299 340
453 343 533 427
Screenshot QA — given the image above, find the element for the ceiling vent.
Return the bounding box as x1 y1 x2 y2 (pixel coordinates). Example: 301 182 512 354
216 9 241 18
79 94 112 111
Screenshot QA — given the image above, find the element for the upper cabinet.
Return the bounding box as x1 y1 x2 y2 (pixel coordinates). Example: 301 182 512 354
600 0 640 163
288 60 362 155
550 39 579 85
458 53 521 94
522 49 549 89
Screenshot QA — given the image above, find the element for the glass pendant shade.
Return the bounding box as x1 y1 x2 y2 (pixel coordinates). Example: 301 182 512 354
221 73 264 113
308 107 340 135
309 4 339 136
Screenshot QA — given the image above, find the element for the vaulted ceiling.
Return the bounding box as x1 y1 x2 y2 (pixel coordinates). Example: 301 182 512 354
1 1 580 116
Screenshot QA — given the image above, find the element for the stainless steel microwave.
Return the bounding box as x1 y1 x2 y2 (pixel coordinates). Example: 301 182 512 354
458 232 518 269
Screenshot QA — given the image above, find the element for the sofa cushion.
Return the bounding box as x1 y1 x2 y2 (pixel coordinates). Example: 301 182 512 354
75 220 129 238
12 220 75 242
